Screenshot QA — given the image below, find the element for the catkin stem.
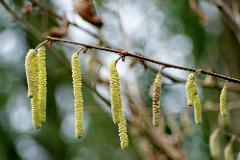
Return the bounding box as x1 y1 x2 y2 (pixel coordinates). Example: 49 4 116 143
72 53 84 138
152 73 162 127
25 49 41 129
37 46 47 123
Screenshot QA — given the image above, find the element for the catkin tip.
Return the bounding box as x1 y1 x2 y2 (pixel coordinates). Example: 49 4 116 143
72 52 84 138
193 95 202 125
152 73 162 127
118 116 129 149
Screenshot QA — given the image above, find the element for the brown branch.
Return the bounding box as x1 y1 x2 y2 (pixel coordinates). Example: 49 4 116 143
45 36 240 84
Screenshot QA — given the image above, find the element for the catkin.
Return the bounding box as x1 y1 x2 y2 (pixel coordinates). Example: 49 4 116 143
110 60 122 124
118 115 129 149
152 73 162 127
224 141 234 160
72 53 84 138
209 128 220 159
185 73 197 106
37 46 47 123
220 85 228 117
193 95 202 124
109 60 129 149
25 49 41 129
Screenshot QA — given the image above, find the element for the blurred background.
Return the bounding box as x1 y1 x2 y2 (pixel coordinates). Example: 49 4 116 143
0 0 240 159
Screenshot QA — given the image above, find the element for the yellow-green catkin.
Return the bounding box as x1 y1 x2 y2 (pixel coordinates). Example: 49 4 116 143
209 128 220 159
185 73 197 106
37 46 47 123
193 94 202 124
110 60 122 124
25 49 41 129
109 60 129 149
152 73 162 127
224 141 234 160
72 53 84 138
220 85 228 117
118 115 129 149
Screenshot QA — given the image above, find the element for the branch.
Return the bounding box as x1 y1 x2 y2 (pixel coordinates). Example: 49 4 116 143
45 36 240 84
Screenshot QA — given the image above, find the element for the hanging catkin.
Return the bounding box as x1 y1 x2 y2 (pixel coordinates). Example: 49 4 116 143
25 49 41 129
72 53 84 138
37 46 47 123
185 73 197 106
110 60 122 124
152 72 162 127
109 60 129 149
224 141 234 160
209 128 220 159
220 85 228 117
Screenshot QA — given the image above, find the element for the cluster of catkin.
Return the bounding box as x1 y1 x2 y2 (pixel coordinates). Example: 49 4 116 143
25 49 84 138
25 45 231 151
25 46 47 129
209 128 236 160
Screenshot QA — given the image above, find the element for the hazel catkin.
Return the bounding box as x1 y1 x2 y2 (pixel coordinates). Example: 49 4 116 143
72 53 84 138
209 128 220 159
110 60 122 124
37 46 47 123
25 49 41 129
152 73 162 127
185 73 197 106
224 141 234 160
220 85 228 117
109 60 129 149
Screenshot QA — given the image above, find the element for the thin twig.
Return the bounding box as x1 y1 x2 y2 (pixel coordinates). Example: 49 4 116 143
220 129 240 144
28 0 99 39
45 36 240 84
